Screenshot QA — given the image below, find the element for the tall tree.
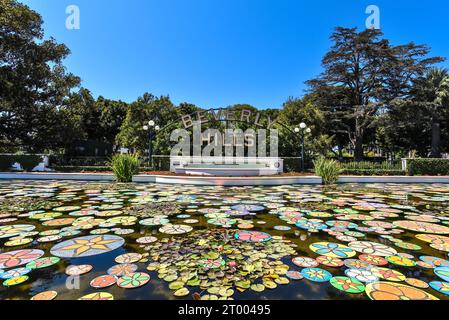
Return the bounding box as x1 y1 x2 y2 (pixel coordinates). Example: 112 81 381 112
412 68 449 157
0 0 80 152
306 27 443 161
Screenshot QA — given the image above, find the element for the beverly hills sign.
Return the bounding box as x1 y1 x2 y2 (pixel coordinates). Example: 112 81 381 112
180 107 278 129
169 108 282 175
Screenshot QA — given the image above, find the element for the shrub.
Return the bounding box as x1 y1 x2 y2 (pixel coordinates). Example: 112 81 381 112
313 158 342 185
52 166 111 172
110 154 140 182
342 161 402 171
407 159 449 176
341 169 406 176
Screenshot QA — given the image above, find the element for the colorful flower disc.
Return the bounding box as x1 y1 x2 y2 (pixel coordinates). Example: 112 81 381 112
78 292 114 300
234 231 272 242
90 275 117 288
394 241 421 250
371 267 406 282
4 238 33 247
405 278 429 289
420 256 449 267
309 242 356 258
365 282 439 300
348 241 397 256
65 264 93 276
0 249 44 269
434 267 449 282
393 220 449 234
296 220 327 231
0 225 35 239
115 253 142 264
429 281 449 296
158 224 193 235
50 235 125 258
26 257 60 269
316 255 344 267
343 259 372 270
285 270 304 280
3 275 29 286
344 269 378 283
108 263 138 276
117 272 150 289
301 268 332 282
386 255 417 267
330 276 365 293
231 204 265 212
358 254 388 266
54 206 81 212
292 257 319 268
0 267 31 279
136 236 158 244
31 291 58 300
139 217 170 226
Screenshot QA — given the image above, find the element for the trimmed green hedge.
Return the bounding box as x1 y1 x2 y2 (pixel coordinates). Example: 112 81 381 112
342 169 406 176
52 166 155 173
407 159 449 176
52 166 111 172
0 155 43 172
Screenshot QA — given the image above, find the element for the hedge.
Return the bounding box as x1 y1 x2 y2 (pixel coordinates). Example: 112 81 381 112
407 159 449 176
341 169 406 176
51 166 111 172
0 155 43 172
52 166 156 173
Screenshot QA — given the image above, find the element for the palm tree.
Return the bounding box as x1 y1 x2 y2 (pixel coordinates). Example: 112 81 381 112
414 68 449 158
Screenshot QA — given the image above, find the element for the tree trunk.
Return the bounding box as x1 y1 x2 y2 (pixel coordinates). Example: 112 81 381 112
431 117 441 158
354 118 364 162
354 136 364 162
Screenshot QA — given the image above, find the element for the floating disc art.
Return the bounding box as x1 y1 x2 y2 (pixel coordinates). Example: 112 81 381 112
117 272 150 289
90 275 117 288
330 276 365 293
78 292 114 300
158 224 193 235
365 282 438 300
0 225 35 239
65 264 93 276
301 268 332 282
2 181 449 300
31 291 58 300
309 242 356 258
434 267 449 282
50 235 125 258
348 241 397 257
234 231 272 242
292 257 319 268
393 220 449 235
0 249 44 269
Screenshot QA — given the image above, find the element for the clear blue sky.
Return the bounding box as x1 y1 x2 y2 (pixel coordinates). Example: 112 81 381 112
22 0 449 109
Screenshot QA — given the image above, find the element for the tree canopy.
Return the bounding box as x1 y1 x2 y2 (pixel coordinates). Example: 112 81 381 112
1 1 449 162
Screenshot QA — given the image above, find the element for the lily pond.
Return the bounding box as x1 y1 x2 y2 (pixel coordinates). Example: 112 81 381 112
1 181 449 300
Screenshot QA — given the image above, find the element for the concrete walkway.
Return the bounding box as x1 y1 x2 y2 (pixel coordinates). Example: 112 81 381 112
1 172 449 186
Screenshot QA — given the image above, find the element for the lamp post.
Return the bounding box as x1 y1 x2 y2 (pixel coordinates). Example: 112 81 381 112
143 120 160 168
294 123 311 172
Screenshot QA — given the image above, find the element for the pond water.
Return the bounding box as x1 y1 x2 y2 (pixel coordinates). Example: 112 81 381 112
1 180 449 300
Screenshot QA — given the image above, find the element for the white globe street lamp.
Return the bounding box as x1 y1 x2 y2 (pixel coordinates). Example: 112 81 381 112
148 120 155 127
294 123 310 172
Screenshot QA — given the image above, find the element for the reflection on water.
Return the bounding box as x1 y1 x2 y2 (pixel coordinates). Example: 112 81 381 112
0 181 449 300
